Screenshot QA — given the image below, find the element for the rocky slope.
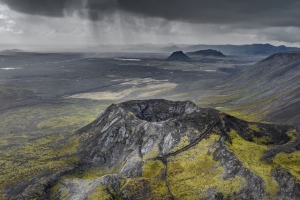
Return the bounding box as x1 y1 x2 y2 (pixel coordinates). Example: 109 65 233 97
4 99 300 199
167 51 190 61
186 49 226 57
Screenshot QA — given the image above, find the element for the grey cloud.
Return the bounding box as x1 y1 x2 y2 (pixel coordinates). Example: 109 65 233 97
257 27 300 43
1 0 300 28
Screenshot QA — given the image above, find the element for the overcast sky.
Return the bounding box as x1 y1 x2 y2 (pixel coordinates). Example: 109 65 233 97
0 0 300 47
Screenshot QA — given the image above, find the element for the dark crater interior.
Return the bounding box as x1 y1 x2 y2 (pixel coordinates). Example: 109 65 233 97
121 99 194 122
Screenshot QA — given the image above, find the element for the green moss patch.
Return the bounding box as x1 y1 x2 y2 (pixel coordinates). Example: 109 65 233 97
167 134 246 199
273 151 300 181
142 160 165 179
122 178 171 200
227 129 278 197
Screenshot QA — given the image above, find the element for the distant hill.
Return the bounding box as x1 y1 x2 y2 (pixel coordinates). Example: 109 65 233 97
183 44 300 56
167 51 190 61
0 49 24 54
160 45 180 52
186 49 226 57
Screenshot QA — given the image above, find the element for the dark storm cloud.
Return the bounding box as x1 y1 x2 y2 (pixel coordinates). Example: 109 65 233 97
1 0 300 27
0 0 118 19
0 0 68 17
117 0 300 27
84 0 118 21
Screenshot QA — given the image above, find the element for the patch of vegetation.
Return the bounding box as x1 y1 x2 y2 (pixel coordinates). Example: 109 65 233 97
0 134 80 197
167 134 246 199
253 136 272 145
88 184 120 200
0 99 109 148
215 107 266 122
286 129 298 144
227 129 278 197
199 93 240 106
0 159 71 199
142 160 165 179
122 177 171 200
248 124 260 132
273 151 300 181
0 99 109 197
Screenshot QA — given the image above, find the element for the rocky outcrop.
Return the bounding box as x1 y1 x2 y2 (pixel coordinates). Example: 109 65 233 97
5 99 300 199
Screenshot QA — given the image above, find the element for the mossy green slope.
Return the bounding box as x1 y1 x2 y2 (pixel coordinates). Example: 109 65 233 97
0 99 109 199
167 134 246 199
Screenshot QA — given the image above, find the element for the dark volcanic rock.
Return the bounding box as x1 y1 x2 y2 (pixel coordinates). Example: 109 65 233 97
167 51 190 61
186 49 226 57
122 99 198 122
5 99 300 200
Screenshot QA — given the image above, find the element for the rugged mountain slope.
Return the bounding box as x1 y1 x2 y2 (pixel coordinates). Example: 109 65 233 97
167 51 190 61
5 99 300 200
186 49 226 57
200 51 300 126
